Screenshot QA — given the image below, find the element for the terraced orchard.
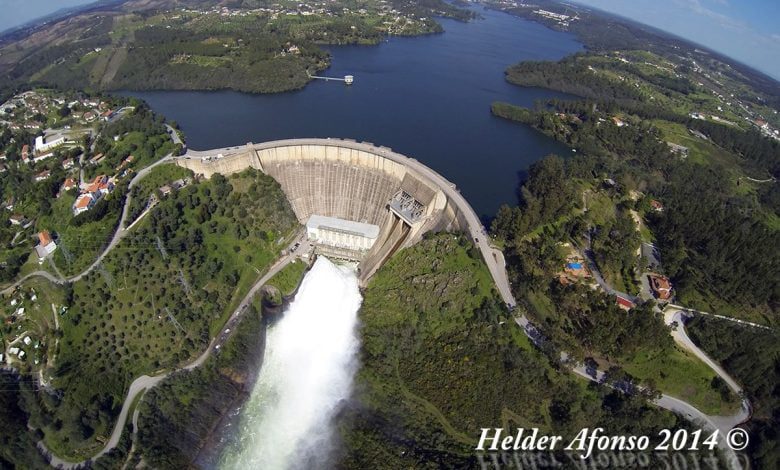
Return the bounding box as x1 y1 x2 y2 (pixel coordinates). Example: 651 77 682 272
27 169 298 460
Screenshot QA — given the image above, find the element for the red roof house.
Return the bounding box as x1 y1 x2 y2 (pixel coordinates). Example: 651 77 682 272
616 295 635 311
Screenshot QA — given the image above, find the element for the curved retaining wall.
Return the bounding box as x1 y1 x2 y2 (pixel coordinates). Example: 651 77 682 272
177 138 468 281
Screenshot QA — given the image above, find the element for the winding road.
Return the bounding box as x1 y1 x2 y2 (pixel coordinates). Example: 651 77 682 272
10 138 752 469
1 155 173 296
557 242 751 467
43 234 307 469
183 138 518 309
663 307 751 430
564 308 751 470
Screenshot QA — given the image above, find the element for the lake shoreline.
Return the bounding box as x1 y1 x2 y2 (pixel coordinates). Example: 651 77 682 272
122 8 582 218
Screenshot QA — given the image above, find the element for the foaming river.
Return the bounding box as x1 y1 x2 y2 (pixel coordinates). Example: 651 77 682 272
218 257 362 470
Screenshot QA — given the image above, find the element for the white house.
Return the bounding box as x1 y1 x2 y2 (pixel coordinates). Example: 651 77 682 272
73 193 95 215
35 230 57 259
34 134 67 153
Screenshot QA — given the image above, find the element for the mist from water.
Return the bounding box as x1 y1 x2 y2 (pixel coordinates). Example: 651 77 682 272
218 257 362 470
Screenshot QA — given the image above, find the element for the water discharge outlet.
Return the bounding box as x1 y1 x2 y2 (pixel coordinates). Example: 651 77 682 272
219 257 362 470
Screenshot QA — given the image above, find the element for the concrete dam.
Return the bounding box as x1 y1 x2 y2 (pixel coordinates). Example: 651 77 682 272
176 138 516 306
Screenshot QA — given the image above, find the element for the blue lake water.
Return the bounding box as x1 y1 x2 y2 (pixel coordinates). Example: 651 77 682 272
126 8 581 218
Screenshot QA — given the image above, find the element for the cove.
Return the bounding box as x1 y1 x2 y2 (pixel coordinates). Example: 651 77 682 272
124 7 582 218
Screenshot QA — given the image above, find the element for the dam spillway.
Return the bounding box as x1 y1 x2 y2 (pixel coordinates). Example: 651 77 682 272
218 257 361 469
177 138 470 282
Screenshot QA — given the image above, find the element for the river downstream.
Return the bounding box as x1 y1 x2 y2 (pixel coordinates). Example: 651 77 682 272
124 7 582 218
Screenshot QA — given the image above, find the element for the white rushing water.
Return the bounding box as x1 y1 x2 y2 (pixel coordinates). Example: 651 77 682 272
219 257 362 470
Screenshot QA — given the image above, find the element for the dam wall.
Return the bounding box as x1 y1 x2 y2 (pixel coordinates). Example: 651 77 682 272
176 148 262 177
177 139 468 282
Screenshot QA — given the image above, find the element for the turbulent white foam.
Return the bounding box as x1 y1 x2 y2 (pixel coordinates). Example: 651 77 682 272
219 257 362 470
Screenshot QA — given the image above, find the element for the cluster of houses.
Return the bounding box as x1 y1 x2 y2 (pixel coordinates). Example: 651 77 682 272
0 90 115 132
73 174 116 215
2 289 47 366
533 9 578 27
175 1 432 36
555 211 674 312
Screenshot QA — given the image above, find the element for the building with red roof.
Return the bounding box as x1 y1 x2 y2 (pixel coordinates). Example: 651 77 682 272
73 193 95 215
35 230 57 259
616 295 635 311
648 274 673 301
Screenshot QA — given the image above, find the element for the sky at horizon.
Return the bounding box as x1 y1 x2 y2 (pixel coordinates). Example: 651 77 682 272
0 0 98 32
574 0 780 80
1 0 778 81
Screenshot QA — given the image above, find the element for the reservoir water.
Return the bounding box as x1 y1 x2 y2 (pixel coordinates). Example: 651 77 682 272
125 7 581 218
218 258 362 470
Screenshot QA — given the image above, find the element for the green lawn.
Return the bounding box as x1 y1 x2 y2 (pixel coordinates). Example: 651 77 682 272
266 260 307 297
622 345 740 416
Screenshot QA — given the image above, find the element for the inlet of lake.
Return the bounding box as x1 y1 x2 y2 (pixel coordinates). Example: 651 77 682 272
125 7 582 219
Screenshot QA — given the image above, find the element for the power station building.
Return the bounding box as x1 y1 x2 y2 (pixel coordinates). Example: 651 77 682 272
176 139 471 282
306 215 379 253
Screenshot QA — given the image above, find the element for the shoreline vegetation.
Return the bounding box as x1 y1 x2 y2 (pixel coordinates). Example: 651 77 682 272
485 3 777 467
0 0 476 100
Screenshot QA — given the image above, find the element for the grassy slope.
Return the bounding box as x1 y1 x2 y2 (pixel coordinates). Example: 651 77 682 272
266 260 307 297
339 233 691 468
30 169 298 459
686 316 780 467
622 346 739 416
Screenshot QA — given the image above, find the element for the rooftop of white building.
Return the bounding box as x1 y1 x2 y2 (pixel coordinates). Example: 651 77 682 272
306 214 380 239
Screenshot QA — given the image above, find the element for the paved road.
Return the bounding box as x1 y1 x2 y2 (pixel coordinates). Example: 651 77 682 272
570 359 744 469
664 307 751 429
1 155 173 296
576 239 638 302
34 137 748 467
570 242 751 435
44 236 306 469
183 138 517 308
186 139 754 448
667 303 771 331
165 124 182 146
